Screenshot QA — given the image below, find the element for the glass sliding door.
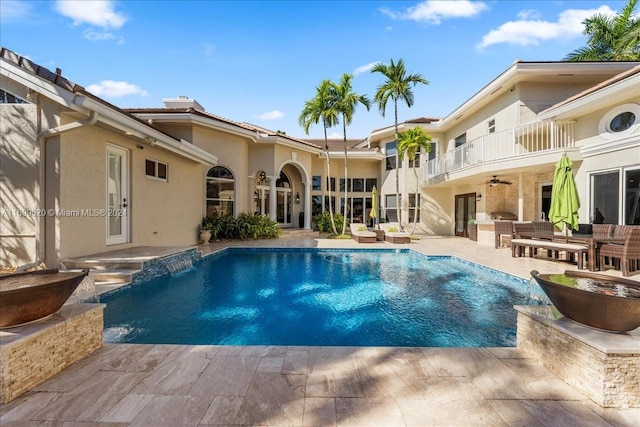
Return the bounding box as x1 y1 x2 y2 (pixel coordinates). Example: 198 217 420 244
454 193 476 237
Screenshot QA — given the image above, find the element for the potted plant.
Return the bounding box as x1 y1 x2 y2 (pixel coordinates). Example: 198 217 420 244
200 217 213 243
468 218 477 241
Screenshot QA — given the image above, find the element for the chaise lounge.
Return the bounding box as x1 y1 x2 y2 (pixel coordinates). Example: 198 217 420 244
379 223 411 244
349 223 377 243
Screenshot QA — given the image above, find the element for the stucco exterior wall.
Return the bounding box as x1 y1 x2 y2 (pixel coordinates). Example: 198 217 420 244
55 125 203 260
0 104 39 267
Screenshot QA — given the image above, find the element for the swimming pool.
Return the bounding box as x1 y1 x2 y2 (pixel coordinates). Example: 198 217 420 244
103 248 544 347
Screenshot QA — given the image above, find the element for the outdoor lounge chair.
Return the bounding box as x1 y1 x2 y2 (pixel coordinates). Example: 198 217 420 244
349 223 377 243
379 222 411 244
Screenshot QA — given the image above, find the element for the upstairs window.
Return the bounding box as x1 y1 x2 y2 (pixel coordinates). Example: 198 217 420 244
386 141 398 170
0 89 27 104
488 119 495 134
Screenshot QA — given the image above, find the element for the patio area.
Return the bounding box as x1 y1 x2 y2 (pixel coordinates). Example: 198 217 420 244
1 234 638 426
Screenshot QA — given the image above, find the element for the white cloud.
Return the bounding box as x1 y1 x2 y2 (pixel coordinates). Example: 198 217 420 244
478 6 616 49
83 29 124 44
353 61 380 76
381 0 488 24
0 0 33 21
255 110 284 120
86 80 148 98
328 132 342 139
55 0 127 29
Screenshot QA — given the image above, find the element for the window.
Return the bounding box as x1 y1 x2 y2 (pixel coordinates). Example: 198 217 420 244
365 178 378 192
488 119 496 134
339 178 351 192
385 194 398 222
145 159 168 181
409 149 420 168
206 166 234 216
326 177 336 192
312 196 323 216
427 142 437 161
590 167 640 225
455 133 466 147
352 178 364 192
408 193 419 221
0 89 27 104
312 175 322 191
598 103 640 140
385 141 397 170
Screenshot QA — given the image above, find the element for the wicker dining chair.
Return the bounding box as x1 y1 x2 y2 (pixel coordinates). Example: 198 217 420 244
598 227 640 277
592 224 614 238
494 221 513 248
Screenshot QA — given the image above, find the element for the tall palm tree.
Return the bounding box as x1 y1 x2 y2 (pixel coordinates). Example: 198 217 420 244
397 127 432 235
371 59 428 230
299 79 340 235
333 73 371 235
564 0 640 61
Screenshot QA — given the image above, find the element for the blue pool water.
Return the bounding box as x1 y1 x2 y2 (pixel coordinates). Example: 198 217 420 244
102 248 543 347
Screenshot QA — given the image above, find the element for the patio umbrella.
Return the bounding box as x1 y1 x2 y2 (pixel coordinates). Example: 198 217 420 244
370 186 378 227
548 154 580 233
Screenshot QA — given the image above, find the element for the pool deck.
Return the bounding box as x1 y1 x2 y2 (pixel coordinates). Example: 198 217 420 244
1 234 638 426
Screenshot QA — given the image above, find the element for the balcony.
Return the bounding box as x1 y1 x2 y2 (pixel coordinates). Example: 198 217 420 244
424 121 575 183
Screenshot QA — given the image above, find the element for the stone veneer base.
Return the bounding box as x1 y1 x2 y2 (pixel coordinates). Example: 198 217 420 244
515 305 640 408
0 303 104 403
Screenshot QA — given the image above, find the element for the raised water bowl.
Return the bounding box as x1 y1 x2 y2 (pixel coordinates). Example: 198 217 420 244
530 270 640 333
0 268 90 328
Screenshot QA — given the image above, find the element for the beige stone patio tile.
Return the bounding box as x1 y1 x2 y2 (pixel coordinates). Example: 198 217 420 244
335 397 405 426
198 395 244 425
397 377 508 426
500 358 587 401
239 345 288 357
32 371 147 422
33 344 124 392
282 349 309 374
214 345 244 356
123 344 189 372
303 397 336 426
496 400 616 427
486 347 529 359
189 355 260 396
581 400 640 427
356 351 429 399
257 356 285 372
128 394 213 426
98 393 154 422
306 372 364 398
234 372 306 426
419 347 478 377
131 346 212 395
488 400 547 426
0 391 59 422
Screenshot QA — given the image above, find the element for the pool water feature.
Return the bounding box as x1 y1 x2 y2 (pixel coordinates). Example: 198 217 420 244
103 248 544 347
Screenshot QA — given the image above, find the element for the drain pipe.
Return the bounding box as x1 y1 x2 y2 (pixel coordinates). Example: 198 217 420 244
16 109 99 272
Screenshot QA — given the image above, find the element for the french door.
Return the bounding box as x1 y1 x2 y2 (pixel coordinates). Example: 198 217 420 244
454 193 476 237
106 144 129 245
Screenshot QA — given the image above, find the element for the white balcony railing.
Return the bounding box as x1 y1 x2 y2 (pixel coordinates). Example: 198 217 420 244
424 121 575 181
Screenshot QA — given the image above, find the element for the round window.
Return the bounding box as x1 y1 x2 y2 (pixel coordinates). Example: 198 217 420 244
609 112 636 132
598 103 640 140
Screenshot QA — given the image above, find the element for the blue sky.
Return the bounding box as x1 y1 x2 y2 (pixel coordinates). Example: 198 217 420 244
0 0 630 139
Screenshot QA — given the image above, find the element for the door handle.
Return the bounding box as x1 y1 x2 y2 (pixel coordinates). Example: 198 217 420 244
122 198 128 208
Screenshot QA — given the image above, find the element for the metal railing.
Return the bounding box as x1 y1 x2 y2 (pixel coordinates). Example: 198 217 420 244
424 121 575 180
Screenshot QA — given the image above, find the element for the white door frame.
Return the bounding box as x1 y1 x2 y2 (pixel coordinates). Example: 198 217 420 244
106 144 130 245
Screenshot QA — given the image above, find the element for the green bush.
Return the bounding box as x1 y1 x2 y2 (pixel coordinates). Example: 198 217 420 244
312 211 346 233
201 213 279 240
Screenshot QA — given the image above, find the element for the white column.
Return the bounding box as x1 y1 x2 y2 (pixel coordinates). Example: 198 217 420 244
304 180 311 229
518 171 524 221
268 175 277 222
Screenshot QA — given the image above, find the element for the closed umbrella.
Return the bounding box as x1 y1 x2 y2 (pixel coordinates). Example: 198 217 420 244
370 186 378 228
548 154 581 234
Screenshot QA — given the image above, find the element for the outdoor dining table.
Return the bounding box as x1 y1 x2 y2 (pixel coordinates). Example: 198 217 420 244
515 233 626 272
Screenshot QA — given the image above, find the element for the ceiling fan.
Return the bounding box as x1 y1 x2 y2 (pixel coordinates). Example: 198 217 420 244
487 175 512 186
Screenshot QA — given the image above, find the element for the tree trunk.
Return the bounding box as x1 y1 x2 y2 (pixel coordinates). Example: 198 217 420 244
410 164 419 235
341 120 348 235
394 100 402 230
324 122 338 235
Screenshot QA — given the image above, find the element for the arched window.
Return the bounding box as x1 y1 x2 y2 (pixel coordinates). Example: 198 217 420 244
206 166 234 216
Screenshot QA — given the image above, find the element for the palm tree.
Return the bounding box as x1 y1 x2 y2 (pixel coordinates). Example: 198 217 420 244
564 0 640 61
397 127 432 235
299 79 340 235
333 73 371 235
371 59 428 230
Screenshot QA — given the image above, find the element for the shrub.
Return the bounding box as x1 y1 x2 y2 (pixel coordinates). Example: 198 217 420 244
201 213 279 240
312 211 345 233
